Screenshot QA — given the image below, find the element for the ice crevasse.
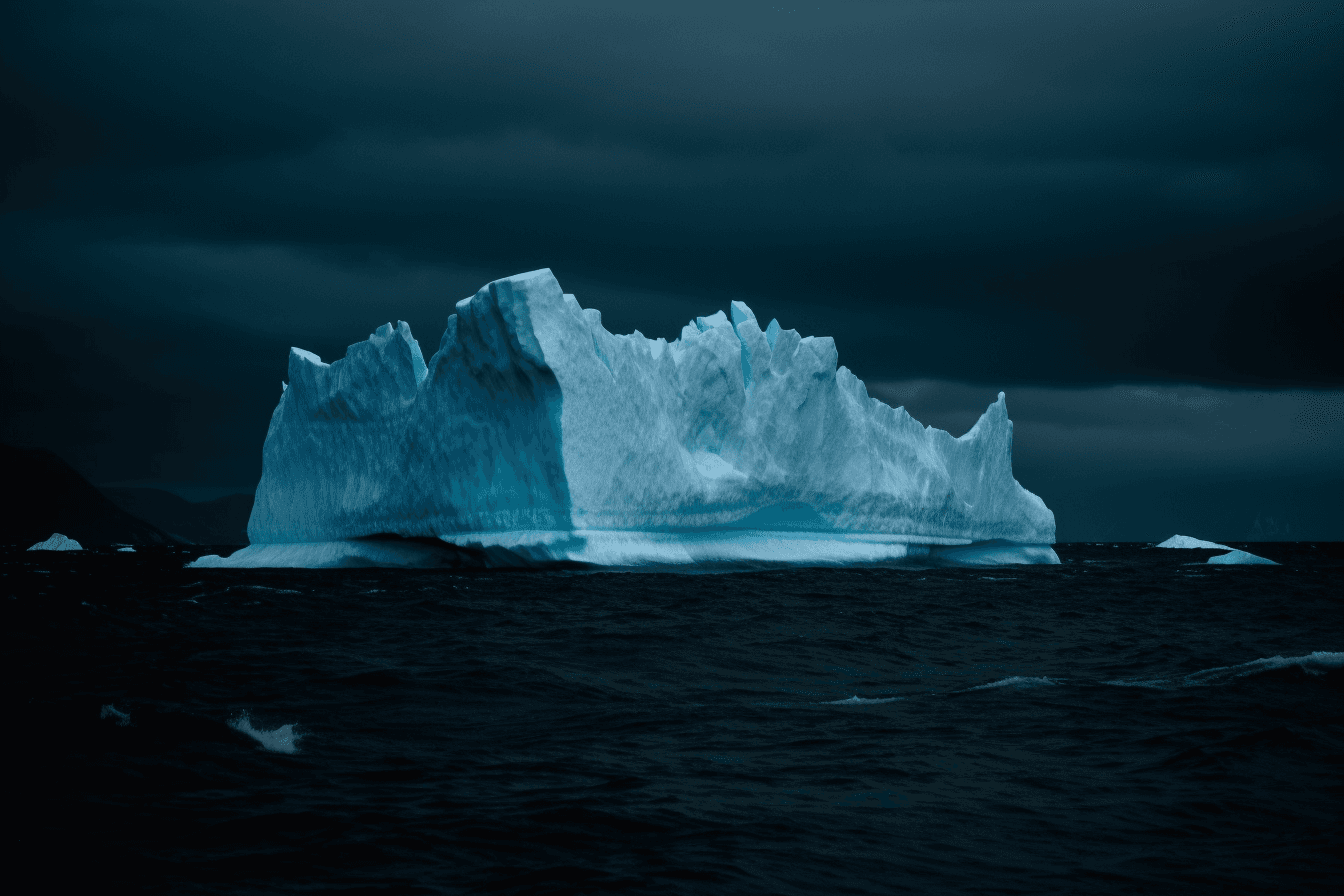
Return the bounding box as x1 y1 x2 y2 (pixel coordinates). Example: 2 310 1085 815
193 269 1057 568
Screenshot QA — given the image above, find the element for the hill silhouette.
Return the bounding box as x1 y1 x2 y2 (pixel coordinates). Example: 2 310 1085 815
101 488 251 545
1 444 175 546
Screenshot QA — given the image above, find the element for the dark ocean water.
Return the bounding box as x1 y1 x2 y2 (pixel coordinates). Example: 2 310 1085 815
9 543 1343 894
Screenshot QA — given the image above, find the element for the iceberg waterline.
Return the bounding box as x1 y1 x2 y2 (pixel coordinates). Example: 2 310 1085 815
195 269 1056 568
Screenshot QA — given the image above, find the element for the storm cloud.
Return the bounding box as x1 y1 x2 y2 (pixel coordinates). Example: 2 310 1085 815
2 1 1341 536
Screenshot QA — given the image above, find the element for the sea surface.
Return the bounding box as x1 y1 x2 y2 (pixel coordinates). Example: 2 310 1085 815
9 543 1343 894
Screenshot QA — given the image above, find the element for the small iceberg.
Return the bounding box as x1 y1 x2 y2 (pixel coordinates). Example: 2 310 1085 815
1155 534 1276 565
1156 535 1231 550
1207 549 1277 566
28 533 83 551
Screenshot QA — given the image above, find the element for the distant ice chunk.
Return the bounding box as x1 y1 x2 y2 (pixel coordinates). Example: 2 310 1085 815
1207 549 1278 566
28 533 82 551
1156 535 1232 550
1155 534 1277 565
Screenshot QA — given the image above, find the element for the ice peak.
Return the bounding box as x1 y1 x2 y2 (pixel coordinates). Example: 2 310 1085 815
290 347 325 367
694 310 729 333
764 319 782 349
730 300 757 330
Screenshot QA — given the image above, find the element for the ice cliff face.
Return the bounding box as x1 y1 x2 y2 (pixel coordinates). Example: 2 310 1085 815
224 268 1053 567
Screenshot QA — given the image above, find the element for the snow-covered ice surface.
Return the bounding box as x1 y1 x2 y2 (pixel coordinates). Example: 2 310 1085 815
28 533 83 551
1156 535 1232 550
1207 549 1278 566
195 269 1056 569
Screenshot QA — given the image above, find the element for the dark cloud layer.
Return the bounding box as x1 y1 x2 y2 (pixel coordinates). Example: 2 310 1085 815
2 1 1342 536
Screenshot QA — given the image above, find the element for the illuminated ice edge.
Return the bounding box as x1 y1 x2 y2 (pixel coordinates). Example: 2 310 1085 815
191 533 1058 569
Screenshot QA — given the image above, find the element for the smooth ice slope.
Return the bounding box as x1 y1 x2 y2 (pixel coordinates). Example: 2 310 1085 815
195 269 1056 568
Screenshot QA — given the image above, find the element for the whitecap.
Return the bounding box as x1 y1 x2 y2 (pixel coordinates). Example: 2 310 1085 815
230 712 301 753
100 704 130 726
1107 651 1342 689
968 676 1058 691
827 695 901 704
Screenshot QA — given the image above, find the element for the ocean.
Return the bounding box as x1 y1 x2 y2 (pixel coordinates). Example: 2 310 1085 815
9 543 1342 894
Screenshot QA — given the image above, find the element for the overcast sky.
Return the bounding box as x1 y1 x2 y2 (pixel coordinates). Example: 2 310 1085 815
2 1 1341 539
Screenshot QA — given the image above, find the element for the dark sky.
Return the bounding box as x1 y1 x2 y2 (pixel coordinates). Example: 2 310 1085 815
3 1 1341 540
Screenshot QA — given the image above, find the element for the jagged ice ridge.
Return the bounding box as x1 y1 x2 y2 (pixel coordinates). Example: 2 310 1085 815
194 269 1056 568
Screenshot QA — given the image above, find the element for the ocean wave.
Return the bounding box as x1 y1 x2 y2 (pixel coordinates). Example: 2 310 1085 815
230 713 301 753
968 676 1059 691
827 695 902 705
1106 651 1343 689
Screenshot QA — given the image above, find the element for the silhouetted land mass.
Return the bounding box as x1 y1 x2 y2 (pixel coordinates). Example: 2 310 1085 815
1 444 176 546
101 488 252 546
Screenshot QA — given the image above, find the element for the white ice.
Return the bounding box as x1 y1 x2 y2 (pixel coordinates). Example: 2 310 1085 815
194 269 1057 569
28 533 82 551
1207 549 1277 565
1156 534 1276 565
1156 534 1231 550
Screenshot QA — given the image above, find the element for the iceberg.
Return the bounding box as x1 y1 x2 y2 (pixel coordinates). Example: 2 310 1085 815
1156 535 1276 566
1156 535 1232 550
1207 549 1277 566
28 533 83 551
193 269 1056 569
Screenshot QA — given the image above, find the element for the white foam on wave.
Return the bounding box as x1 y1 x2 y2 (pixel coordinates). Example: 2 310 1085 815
827 695 902 705
1106 651 1343 689
968 676 1059 691
100 704 130 726
230 712 301 753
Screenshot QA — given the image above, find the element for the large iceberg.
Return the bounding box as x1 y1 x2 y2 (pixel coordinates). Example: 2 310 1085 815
194 269 1056 568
